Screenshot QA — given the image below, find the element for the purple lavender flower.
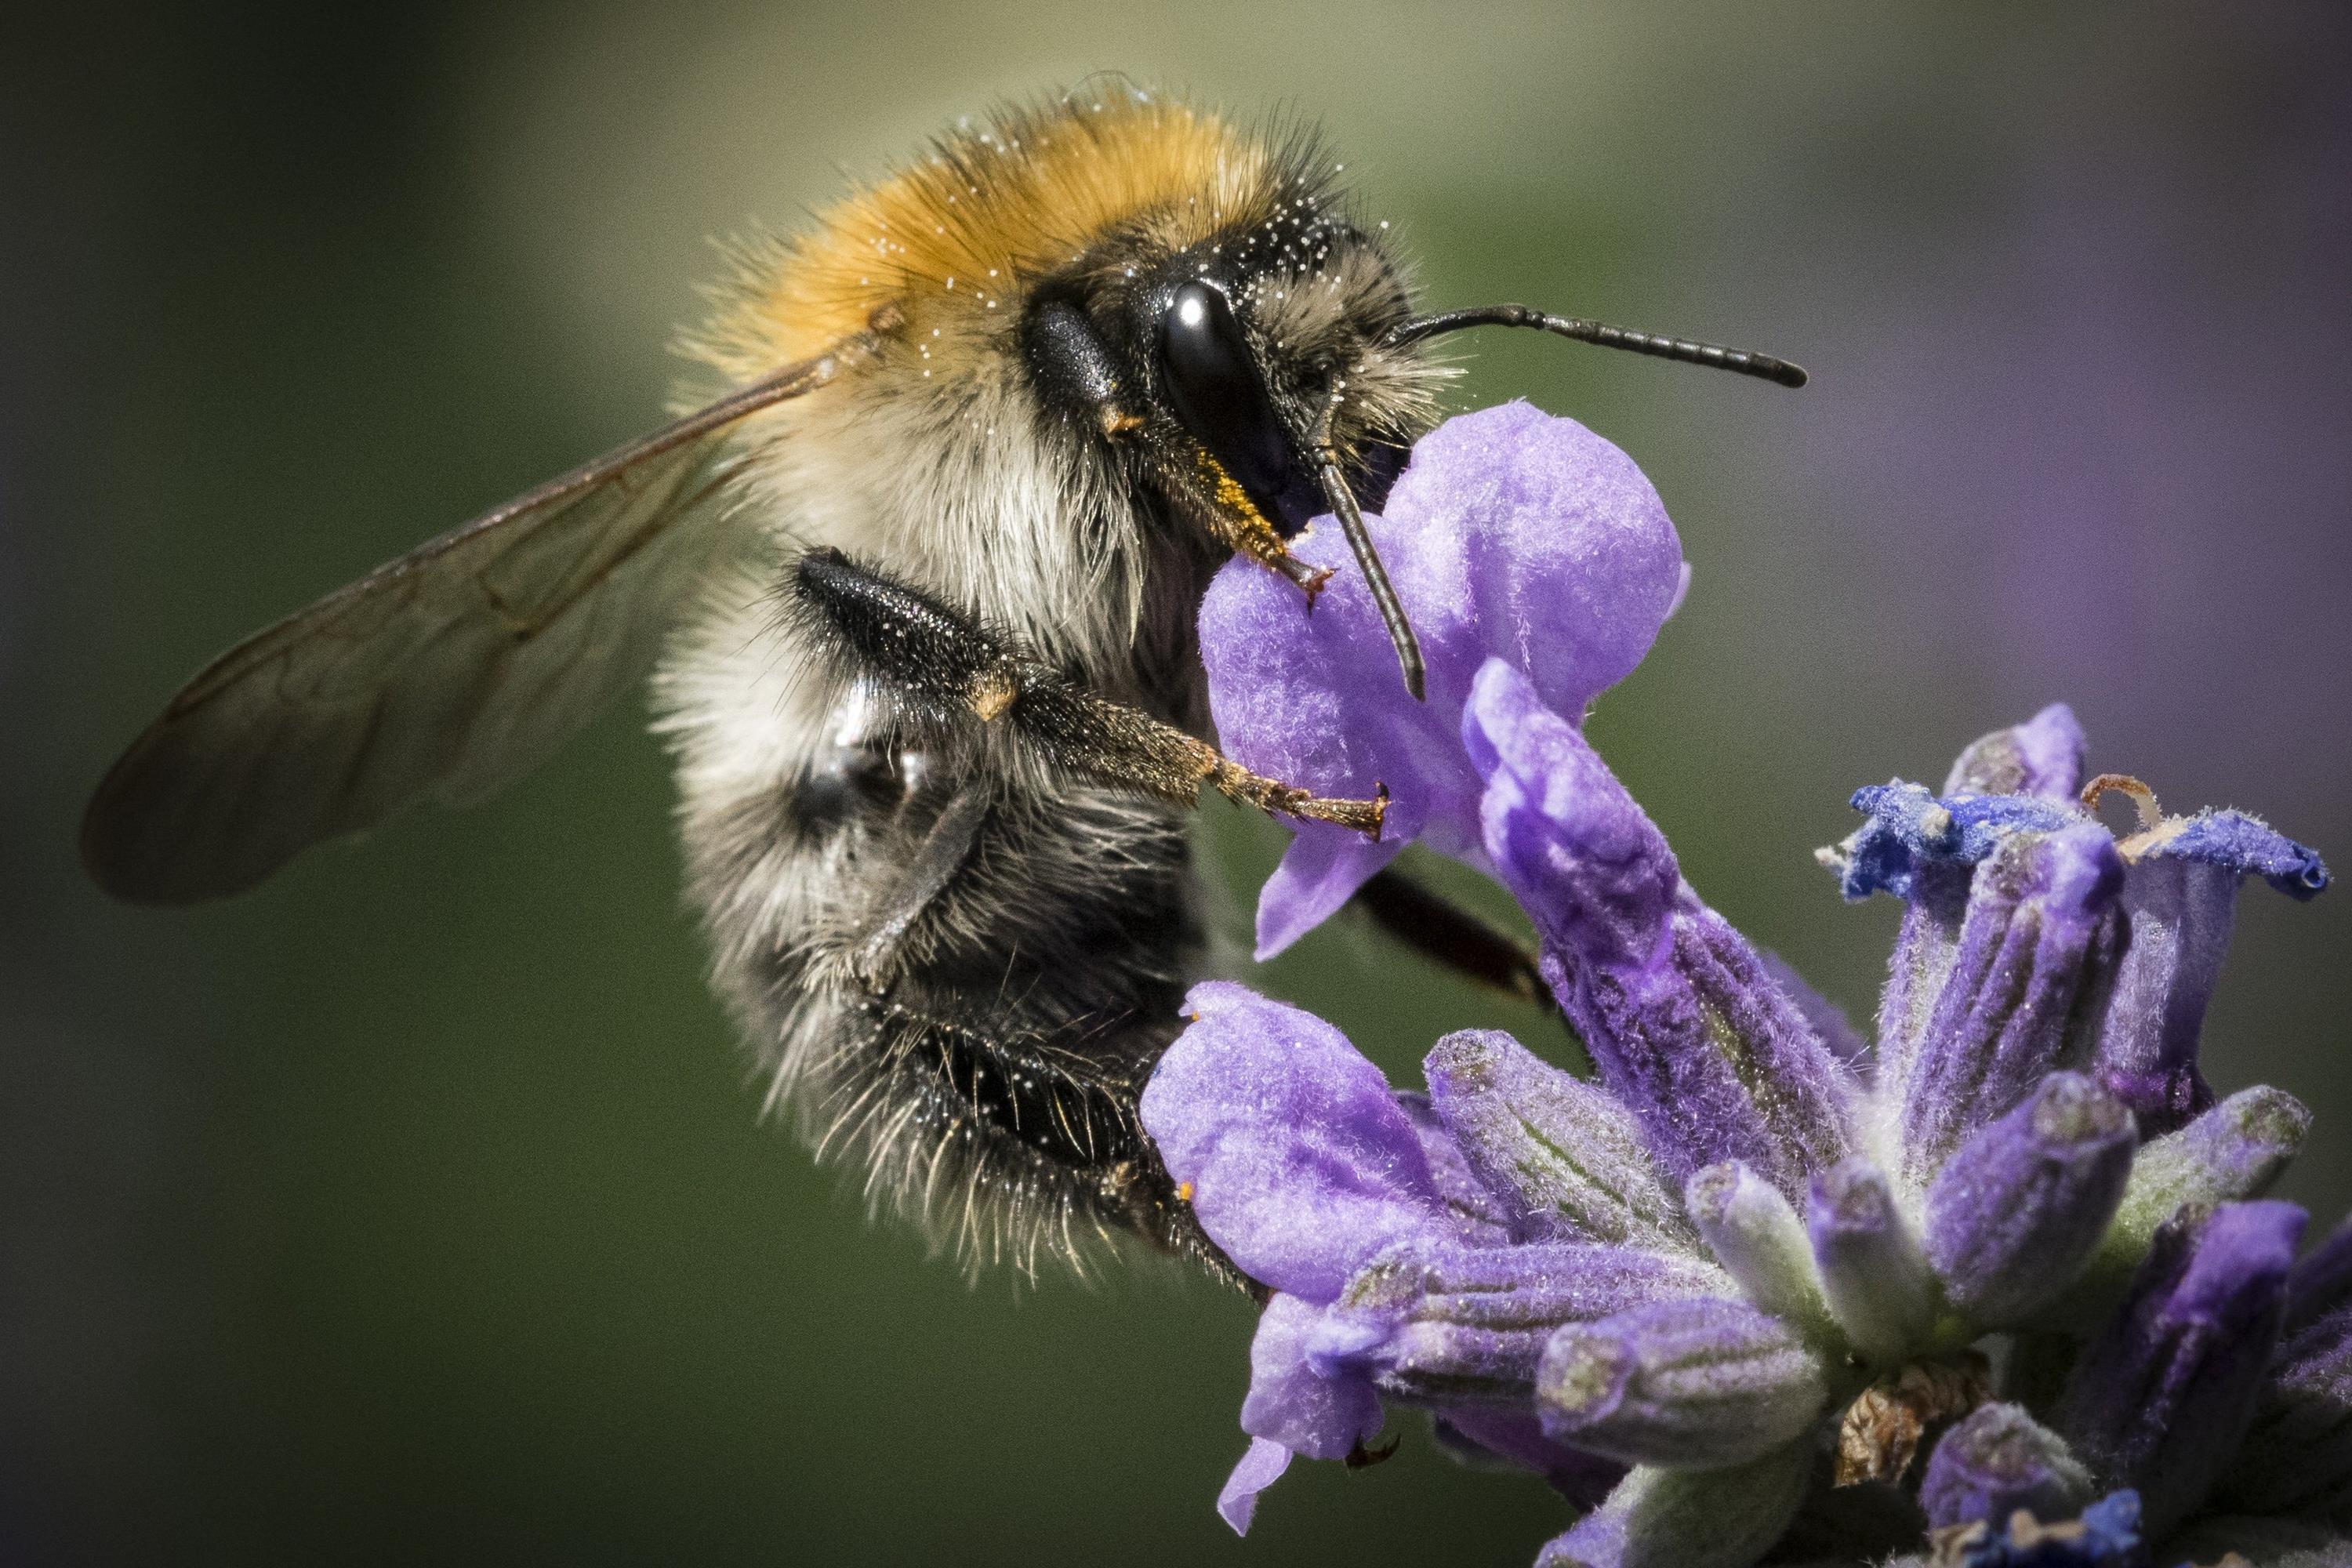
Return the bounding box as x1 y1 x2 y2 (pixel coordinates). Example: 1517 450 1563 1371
1196 401 1687 959
1143 408 2341 1568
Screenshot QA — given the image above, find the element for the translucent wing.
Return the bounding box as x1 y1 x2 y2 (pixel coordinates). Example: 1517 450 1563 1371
83 343 869 904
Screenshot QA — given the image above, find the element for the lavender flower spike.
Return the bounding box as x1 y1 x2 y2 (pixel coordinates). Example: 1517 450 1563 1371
1170 408 2345 1563
1536 1296 1827 1468
1468 659 1855 1194
1925 1073 2137 1327
1917 1402 2094 1532
1197 401 1687 959
2054 1200 2304 1537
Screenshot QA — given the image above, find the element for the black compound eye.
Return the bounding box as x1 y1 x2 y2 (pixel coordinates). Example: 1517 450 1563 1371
1156 280 1310 532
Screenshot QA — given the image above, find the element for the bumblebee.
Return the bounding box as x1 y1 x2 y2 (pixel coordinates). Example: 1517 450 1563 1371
83 87 1801 1283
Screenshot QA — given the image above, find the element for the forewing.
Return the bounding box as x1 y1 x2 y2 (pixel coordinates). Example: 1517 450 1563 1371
79 346 865 905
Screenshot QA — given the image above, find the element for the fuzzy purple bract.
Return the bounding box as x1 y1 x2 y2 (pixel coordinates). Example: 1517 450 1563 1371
1142 403 2342 1568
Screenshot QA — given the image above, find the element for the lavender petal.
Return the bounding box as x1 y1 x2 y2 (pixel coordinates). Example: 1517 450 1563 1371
1537 1297 1828 1468
1238 1292 1385 1461
2150 808 2331 900
1139 982 1440 1303
1824 780 2076 904
1468 659 1677 975
1214 1436 1291 1537
1925 1073 2137 1327
1198 401 1687 957
1926 1489 2144 1568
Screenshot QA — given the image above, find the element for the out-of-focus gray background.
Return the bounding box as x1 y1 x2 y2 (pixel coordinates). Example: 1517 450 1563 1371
6 3 2347 1562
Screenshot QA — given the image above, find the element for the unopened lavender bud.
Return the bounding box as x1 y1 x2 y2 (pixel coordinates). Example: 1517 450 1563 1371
1537 1297 1827 1468
1685 1160 1831 1335
1323 1242 1723 1406
1942 705 2088 800
2091 1086 2309 1290
1424 1029 1686 1247
2056 1200 2303 1537
1809 1159 1940 1366
1925 1073 2136 1327
1394 1089 1515 1240
1917 1402 2092 1530
2220 1301 2352 1517
1896 825 2125 1183
1534 1442 1814 1568
1472 663 1856 1196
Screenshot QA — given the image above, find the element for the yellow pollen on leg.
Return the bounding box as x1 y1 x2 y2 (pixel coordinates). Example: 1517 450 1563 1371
967 669 1018 722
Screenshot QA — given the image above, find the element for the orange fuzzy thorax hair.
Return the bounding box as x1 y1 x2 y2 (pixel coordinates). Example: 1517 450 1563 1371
685 92 1288 380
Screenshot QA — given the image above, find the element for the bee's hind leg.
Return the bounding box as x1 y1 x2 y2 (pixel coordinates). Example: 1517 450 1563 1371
788 547 1387 839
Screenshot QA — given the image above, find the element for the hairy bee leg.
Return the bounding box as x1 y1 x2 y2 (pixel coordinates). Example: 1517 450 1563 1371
1192 481 1334 599
835 993 1249 1287
790 548 1386 838
850 786 989 985
1352 866 1559 1014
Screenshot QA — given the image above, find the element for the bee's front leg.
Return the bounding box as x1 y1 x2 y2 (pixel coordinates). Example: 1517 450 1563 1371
787 546 1385 840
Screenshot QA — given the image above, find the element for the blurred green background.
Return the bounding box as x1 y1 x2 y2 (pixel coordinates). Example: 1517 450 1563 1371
6 3 2349 1563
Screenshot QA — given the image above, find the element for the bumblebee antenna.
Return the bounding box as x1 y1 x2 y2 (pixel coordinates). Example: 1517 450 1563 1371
1385 304 1809 389
1309 398 1425 700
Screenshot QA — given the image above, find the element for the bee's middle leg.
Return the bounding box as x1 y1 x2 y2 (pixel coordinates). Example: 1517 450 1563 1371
789 547 1386 838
